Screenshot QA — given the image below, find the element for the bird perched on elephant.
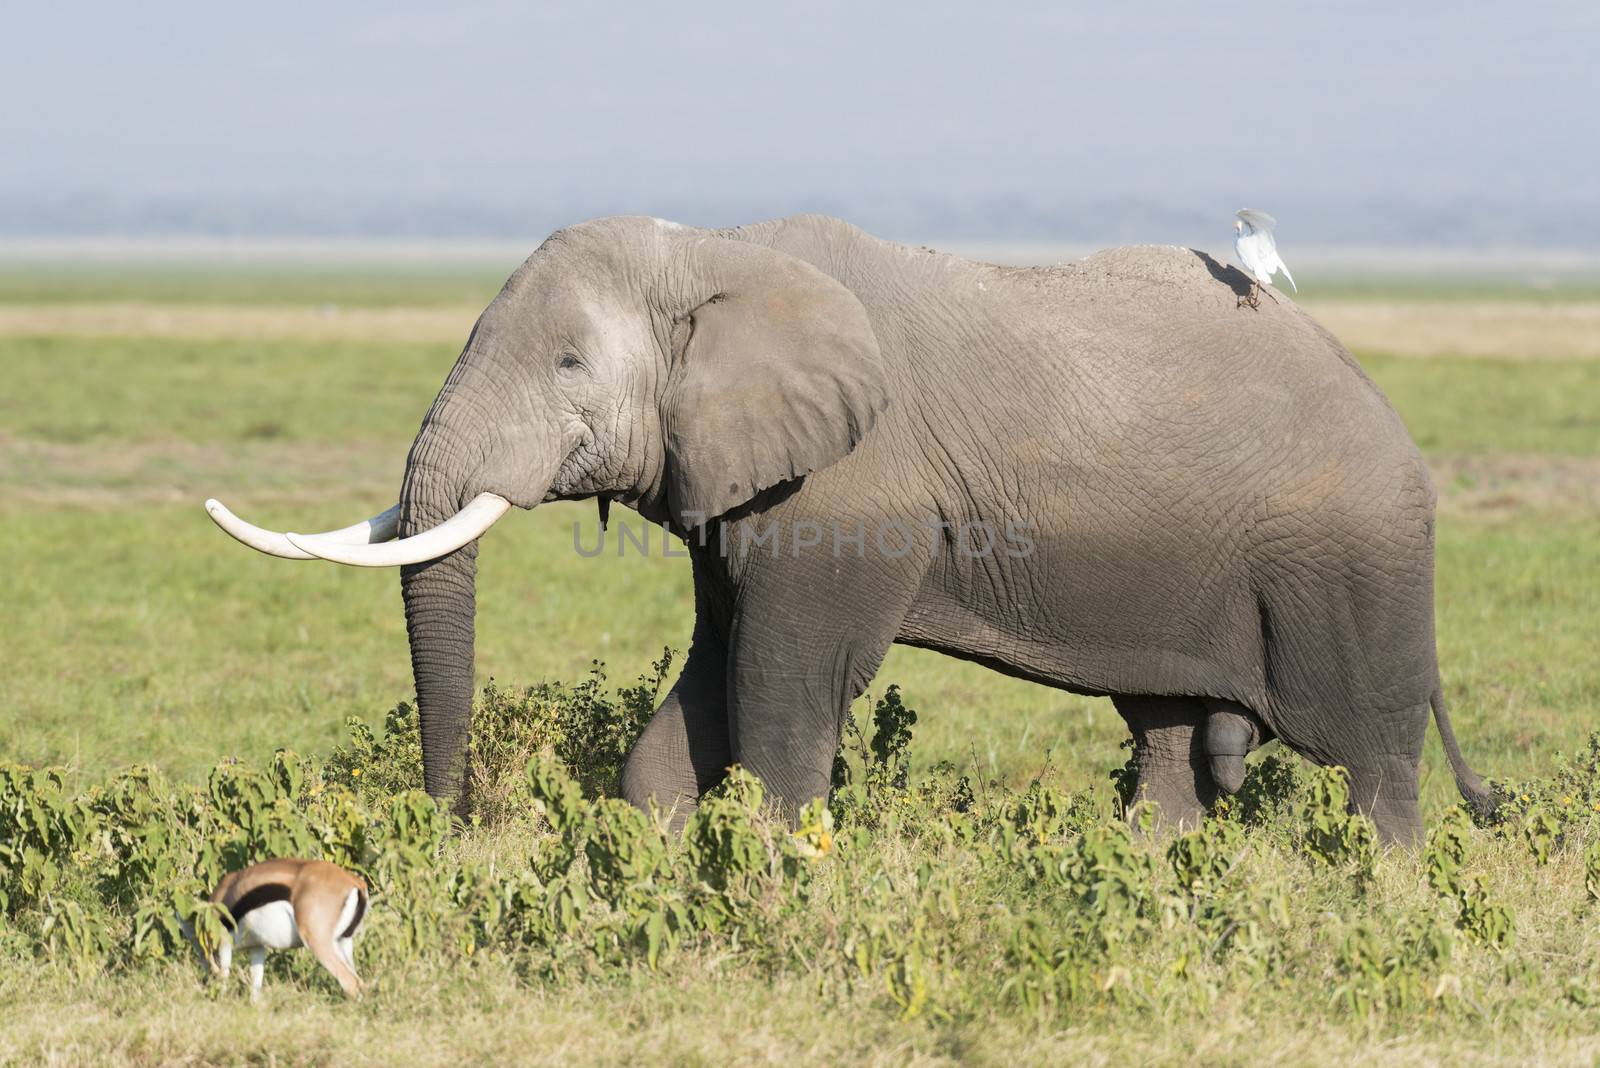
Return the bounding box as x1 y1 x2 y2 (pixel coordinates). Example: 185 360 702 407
208 213 1495 843
1233 208 1296 308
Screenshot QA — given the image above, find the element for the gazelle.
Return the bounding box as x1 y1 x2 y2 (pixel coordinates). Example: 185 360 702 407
189 858 368 1000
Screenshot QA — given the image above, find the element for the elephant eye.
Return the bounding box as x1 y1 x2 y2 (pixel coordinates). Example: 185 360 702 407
557 353 582 370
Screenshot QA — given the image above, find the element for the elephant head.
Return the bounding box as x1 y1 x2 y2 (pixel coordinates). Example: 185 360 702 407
207 217 888 802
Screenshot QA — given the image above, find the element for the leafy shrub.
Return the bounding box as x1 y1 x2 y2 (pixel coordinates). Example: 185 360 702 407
1498 732 1600 838
1423 808 1515 948
847 865 962 1020
0 765 98 912
1167 816 1245 897
832 685 920 826
0 665 1579 1026
323 702 424 801
1334 919 1456 1018
326 652 672 823
1453 878 1515 949
1425 808 1473 896
1227 749 1304 827
1523 805 1561 865
1108 737 1140 814
1298 766 1378 880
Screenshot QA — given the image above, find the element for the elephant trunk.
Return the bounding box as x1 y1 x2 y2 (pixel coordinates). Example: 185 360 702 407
398 415 488 804
397 414 557 805
401 536 479 801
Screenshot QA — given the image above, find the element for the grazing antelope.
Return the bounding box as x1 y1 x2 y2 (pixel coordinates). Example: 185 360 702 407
190 858 368 1000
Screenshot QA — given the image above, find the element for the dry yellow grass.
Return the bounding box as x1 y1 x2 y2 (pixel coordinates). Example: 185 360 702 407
4 299 1600 360
1304 299 1600 360
0 301 483 343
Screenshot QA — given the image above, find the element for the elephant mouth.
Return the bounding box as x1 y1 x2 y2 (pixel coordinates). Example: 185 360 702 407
204 492 513 567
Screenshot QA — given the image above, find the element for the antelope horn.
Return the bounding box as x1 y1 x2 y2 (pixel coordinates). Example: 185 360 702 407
205 499 401 561
285 492 511 567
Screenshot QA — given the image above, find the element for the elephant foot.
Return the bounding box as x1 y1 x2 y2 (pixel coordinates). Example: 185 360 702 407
1202 698 1265 795
620 758 703 835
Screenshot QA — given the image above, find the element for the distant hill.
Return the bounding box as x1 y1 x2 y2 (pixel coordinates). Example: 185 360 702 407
3 191 1598 251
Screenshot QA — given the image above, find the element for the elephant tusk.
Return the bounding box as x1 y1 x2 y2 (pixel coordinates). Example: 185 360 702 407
285 493 512 567
205 499 401 561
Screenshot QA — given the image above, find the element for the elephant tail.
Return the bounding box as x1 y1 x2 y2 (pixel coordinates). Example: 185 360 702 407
1430 674 1499 820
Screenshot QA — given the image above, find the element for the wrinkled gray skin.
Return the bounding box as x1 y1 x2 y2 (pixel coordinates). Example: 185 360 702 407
399 214 1496 843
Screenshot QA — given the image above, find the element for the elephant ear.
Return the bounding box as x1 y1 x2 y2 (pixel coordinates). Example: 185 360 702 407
661 240 889 524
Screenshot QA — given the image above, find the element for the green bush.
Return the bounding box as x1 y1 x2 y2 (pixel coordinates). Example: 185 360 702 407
4 664 1594 1029
325 652 672 824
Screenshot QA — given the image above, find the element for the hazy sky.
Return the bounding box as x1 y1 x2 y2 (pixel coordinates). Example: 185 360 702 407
4 2 1597 237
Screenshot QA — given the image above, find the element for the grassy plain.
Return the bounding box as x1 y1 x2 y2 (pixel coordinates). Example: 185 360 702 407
0 262 1597 1064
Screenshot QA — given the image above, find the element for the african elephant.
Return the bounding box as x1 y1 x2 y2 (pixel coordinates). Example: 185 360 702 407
208 213 1496 843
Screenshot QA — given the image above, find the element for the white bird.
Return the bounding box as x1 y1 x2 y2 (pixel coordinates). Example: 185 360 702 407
1233 208 1296 308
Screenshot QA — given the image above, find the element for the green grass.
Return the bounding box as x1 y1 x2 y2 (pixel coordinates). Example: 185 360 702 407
0 501 694 786
1361 352 1600 455
0 335 454 444
1 274 1597 1063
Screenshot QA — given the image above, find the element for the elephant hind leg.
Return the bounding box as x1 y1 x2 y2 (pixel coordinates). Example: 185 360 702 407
1281 698 1428 846
1345 754 1424 845
1339 707 1428 846
1112 695 1216 832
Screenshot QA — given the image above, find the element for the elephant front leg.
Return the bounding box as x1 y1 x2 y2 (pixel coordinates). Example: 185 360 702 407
619 660 730 832
1112 695 1217 831
723 543 921 819
620 548 733 831
725 635 900 819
